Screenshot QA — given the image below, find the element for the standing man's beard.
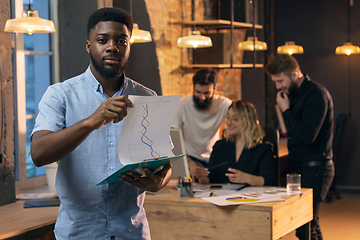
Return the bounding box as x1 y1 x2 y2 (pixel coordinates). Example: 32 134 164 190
193 95 213 110
287 80 298 96
89 51 124 78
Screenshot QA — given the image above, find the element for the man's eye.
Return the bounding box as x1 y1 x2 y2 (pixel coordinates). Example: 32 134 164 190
118 39 128 45
98 38 106 44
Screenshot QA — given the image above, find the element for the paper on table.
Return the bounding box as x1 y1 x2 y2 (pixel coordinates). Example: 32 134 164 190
118 95 181 164
202 187 300 206
202 194 285 206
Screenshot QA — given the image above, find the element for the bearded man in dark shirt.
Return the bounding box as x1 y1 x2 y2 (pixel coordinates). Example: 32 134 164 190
266 54 335 240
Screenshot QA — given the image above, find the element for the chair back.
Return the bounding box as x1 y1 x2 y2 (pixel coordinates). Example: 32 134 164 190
262 127 279 159
333 113 348 162
262 127 280 185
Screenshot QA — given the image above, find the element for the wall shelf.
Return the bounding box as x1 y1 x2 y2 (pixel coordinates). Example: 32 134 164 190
181 63 264 69
181 19 263 30
179 0 265 69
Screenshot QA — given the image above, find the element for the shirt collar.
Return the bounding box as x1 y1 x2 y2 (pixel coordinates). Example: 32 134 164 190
84 66 128 96
294 74 310 96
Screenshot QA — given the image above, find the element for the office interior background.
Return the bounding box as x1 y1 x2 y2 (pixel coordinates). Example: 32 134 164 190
0 0 360 206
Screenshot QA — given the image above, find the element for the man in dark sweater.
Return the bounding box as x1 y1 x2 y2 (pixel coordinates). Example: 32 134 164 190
266 54 335 240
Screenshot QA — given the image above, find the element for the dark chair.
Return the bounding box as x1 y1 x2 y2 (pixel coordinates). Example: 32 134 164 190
262 127 280 185
326 113 348 203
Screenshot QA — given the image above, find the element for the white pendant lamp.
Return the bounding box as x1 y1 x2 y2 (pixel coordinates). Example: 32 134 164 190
335 42 360 56
177 30 213 48
129 0 151 44
238 36 267 51
4 3 55 35
130 23 152 44
277 41 304 55
177 0 212 49
335 0 359 56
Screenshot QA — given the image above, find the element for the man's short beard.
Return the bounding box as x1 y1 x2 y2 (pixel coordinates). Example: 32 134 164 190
193 95 213 110
288 80 298 96
89 51 121 78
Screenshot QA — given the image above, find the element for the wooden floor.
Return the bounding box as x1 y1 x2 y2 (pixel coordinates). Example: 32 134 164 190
280 193 360 240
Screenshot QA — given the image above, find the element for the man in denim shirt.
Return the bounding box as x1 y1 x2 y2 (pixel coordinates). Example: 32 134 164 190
31 8 171 240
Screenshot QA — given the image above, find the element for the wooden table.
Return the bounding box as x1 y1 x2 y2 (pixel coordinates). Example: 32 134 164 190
0 200 58 239
0 185 312 240
144 186 313 240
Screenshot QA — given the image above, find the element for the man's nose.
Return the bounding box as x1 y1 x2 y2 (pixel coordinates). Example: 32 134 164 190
199 94 206 101
106 40 119 52
275 82 281 89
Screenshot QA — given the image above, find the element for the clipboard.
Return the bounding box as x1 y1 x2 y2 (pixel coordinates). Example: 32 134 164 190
97 155 184 185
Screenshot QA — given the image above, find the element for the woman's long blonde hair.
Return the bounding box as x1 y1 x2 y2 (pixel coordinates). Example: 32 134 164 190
224 100 264 149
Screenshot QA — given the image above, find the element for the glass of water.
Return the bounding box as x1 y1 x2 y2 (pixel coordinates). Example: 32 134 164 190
287 173 301 193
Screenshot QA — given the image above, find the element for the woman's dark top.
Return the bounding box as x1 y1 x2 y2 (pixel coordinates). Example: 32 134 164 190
207 139 277 186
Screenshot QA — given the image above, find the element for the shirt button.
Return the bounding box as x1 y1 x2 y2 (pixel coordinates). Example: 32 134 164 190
110 166 113 170
111 236 115 240
110 142 114 147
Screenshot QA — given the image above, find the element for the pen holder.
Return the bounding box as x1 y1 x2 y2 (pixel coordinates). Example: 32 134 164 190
180 181 193 198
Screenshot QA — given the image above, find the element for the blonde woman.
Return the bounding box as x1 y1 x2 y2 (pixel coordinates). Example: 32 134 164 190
198 100 276 186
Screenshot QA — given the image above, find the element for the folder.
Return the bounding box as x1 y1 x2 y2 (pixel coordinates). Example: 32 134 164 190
97 155 184 185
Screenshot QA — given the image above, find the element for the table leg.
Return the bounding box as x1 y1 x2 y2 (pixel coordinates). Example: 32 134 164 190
303 222 311 240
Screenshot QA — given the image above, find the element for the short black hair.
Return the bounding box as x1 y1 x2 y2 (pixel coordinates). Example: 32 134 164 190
87 7 133 38
192 68 217 86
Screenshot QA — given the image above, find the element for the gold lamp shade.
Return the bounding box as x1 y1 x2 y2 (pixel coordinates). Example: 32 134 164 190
277 41 304 55
4 6 55 35
130 23 152 44
238 36 267 51
177 30 213 48
335 42 360 56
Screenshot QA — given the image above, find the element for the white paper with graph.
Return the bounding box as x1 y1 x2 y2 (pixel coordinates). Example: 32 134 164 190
97 94 183 185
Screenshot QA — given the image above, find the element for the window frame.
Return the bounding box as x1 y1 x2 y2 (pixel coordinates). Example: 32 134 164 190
14 0 59 190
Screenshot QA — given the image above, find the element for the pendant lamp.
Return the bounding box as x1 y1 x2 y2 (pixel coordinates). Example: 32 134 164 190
277 41 304 55
177 0 213 49
336 42 360 56
129 0 151 44
4 2 55 35
177 30 212 48
237 0 266 52
130 23 152 43
238 36 267 51
335 0 359 56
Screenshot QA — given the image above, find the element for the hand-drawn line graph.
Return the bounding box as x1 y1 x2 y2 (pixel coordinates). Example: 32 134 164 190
119 95 181 164
140 104 160 158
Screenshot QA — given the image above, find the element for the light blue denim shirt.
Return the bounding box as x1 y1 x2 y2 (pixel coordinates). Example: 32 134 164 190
31 66 157 240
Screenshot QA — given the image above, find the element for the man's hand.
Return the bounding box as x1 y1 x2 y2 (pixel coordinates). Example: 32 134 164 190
85 95 134 130
276 91 290 112
119 164 172 192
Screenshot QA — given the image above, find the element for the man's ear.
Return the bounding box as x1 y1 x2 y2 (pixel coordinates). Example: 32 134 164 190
291 71 299 80
86 40 90 54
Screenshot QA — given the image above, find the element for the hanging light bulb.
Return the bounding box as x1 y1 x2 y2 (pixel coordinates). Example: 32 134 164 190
335 0 359 56
130 23 151 44
4 3 55 35
177 30 212 48
277 41 304 55
238 36 267 51
335 42 360 56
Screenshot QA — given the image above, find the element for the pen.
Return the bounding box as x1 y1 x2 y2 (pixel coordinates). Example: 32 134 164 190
236 183 250 191
207 161 229 171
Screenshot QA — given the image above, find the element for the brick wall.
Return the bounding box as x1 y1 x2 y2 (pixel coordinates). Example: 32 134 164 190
144 0 244 101
0 0 16 206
